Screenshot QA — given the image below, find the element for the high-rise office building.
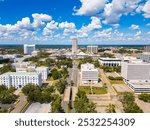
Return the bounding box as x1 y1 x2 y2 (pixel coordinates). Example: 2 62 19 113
24 44 36 55
72 38 78 57
87 46 98 54
144 46 150 52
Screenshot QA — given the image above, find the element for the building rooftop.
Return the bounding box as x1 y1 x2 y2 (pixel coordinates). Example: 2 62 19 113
81 63 98 71
1 72 40 76
99 57 123 61
129 81 150 89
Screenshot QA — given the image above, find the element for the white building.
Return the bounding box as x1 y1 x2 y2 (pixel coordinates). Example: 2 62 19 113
1 54 17 62
121 61 150 81
77 52 88 59
31 50 39 56
12 62 31 69
72 38 78 57
99 57 136 66
14 65 49 80
81 63 98 84
99 58 123 66
36 67 49 80
0 72 42 88
24 44 36 55
87 46 98 54
139 52 150 63
121 61 150 93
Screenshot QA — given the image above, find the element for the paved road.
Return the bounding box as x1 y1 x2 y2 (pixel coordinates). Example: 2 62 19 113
11 94 27 113
72 61 78 87
62 61 79 113
100 69 117 95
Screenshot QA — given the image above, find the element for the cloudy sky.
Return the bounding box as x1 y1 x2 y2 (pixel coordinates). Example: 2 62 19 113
0 0 150 45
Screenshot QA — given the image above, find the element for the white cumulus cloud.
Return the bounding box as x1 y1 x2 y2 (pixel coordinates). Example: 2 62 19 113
129 24 140 30
142 0 150 18
74 0 107 16
103 0 141 25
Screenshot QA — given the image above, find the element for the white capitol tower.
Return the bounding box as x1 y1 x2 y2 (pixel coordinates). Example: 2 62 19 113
72 38 78 58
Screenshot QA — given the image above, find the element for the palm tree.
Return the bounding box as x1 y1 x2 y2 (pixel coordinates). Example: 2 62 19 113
106 104 116 113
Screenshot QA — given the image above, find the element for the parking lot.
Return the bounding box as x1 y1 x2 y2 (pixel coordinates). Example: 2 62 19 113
25 103 51 113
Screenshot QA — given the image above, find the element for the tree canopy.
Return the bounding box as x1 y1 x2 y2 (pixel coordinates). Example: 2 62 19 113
74 90 97 113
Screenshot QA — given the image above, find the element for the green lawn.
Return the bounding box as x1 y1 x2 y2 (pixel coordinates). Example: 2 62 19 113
109 80 125 84
79 86 107 94
79 86 91 94
92 87 107 94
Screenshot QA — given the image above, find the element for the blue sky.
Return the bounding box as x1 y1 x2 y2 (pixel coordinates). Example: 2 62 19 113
0 0 150 45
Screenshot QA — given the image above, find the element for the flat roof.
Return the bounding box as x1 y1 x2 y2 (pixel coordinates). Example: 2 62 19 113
1 72 39 76
129 81 150 89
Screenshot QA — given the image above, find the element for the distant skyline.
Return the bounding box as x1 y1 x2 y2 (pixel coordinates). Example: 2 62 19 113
0 0 150 45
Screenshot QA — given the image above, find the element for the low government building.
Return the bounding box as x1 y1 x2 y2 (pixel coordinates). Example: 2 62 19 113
87 45 98 54
15 66 49 81
35 67 49 80
80 63 99 84
121 61 150 93
0 72 42 88
99 58 123 66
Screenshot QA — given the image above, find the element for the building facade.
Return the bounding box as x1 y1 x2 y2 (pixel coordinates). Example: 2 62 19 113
99 58 130 66
144 46 150 52
36 67 49 80
121 62 150 81
24 44 36 55
139 53 150 63
0 72 42 88
99 58 122 66
121 61 150 93
87 46 98 54
81 63 98 84
72 38 78 57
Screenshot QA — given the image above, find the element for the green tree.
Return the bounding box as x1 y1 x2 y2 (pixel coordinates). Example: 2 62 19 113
51 68 61 80
22 84 53 103
120 92 135 104
138 93 150 102
0 63 15 74
94 60 100 68
120 92 143 113
123 103 143 113
51 94 64 113
22 84 39 95
61 68 68 79
106 104 116 113
0 91 16 104
74 90 97 113
27 89 41 102
0 85 7 92
55 79 67 94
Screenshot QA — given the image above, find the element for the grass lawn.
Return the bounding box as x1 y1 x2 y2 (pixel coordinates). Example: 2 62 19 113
79 86 107 94
79 86 91 94
92 87 107 94
109 80 125 84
